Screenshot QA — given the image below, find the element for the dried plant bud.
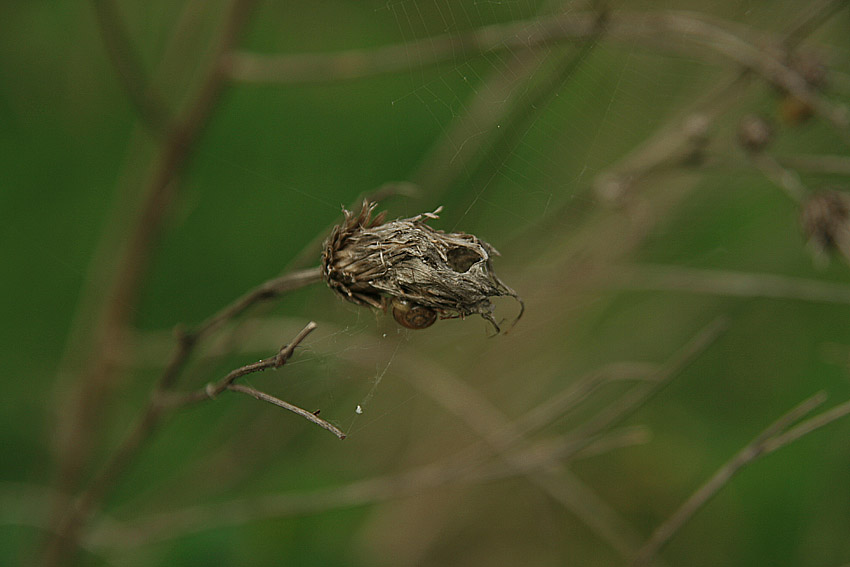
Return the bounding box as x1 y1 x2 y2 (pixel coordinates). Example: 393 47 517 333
321 201 523 332
801 190 850 260
778 49 828 125
737 114 774 153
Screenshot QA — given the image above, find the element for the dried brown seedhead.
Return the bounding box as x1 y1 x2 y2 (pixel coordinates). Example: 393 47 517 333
322 201 523 333
801 190 850 261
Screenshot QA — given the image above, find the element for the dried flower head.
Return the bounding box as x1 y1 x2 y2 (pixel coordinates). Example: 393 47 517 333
801 190 850 260
322 201 523 332
737 114 774 153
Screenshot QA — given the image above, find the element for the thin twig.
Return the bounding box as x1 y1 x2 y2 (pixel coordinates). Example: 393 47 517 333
781 0 850 49
418 9 606 203
749 151 808 202
50 0 260 537
763 396 850 452
81 320 719 550
777 154 850 176
89 0 175 136
396 348 648 558
43 317 329 565
163 321 320 405
193 267 324 343
154 267 323 396
227 384 346 440
511 363 659 440
614 264 850 305
630 391 850 567
568 318 728 447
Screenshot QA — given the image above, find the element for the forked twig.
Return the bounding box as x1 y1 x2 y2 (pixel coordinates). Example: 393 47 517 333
631 391 850 567
158 321 347 440
44 317 336 567
81 321 721 550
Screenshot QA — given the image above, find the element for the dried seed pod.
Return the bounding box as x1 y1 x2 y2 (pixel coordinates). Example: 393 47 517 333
321 201 523 332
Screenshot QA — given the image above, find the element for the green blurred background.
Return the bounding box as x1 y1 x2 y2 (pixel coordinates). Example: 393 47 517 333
3 0 850 565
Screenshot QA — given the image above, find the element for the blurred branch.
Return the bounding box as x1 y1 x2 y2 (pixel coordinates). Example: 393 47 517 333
224 12 601 83
631 391 850 567
777 154 850 176
511 362 659 439
613 264 850 305
564 318 727 449
781 0 850 50
413 9 606 202
538 0 843 215
89 0 175 136
89 320 722 554
748 151 808 202
396 348 648 559
656 12 848 136
44 1 261 563
225 8 848 139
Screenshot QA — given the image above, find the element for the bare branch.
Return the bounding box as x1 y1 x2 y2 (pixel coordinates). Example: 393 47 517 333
192 268 323 343
225 9 848 138
156 322 348 442
567 318 728 445
162 321 320 405
749 151 808 202
80 326 709 551
778 154 850 176
43 315 329 565
89 0 174 136
630 391 850 567
44 4 262 560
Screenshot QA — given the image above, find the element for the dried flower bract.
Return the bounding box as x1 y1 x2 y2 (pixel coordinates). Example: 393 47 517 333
322 201 523 332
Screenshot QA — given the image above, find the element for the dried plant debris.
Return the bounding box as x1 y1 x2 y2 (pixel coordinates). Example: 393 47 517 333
801 189 850 262
322 201 523 333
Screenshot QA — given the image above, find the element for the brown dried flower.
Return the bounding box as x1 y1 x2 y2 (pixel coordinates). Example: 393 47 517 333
321 201 523 332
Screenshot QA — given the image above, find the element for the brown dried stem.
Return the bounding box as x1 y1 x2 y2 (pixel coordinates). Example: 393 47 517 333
749 151 808 202
89 0 175 136
397 350 647 558
226 8 848 138
613 264 850 305
83 320 722 551
631 391 850 566
43 318 334 566
45 2 260 562
227 384 345 440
